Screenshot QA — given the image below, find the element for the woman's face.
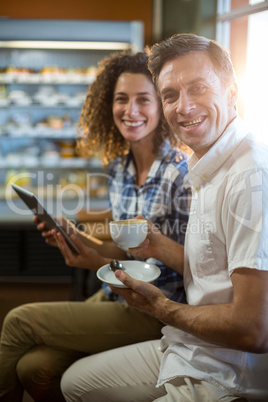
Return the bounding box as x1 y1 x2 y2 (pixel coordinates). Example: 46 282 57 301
112 72 161 145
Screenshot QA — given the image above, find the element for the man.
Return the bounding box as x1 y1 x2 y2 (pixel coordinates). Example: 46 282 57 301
61 33 268 401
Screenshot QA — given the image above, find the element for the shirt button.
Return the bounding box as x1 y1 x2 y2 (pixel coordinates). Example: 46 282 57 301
195 187 199 192
203 173 207 178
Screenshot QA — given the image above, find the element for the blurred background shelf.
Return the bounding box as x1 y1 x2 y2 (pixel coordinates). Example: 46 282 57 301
0 19 143 279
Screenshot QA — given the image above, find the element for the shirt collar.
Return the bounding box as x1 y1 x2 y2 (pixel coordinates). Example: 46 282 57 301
148 140 173 178
124 140 174 180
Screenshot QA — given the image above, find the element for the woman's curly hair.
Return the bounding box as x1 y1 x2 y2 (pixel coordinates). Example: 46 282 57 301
77 50 181 164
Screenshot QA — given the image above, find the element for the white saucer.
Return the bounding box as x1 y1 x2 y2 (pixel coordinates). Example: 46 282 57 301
96 260 161 288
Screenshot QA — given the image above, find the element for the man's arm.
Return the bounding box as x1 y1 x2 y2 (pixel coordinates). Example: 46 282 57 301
112 267 268 353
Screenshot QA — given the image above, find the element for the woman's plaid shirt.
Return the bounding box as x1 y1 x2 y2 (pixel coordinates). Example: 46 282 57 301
103 141 189 302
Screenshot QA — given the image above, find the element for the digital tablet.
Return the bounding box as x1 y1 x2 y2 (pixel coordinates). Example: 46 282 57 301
11 183 80 254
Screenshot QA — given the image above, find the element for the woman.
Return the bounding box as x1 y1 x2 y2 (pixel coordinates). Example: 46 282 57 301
0 51 189 402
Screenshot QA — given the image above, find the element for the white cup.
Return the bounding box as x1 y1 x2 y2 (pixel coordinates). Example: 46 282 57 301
109 219 148 248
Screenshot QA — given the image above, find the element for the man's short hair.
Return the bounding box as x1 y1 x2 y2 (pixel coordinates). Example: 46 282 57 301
148 33 237 88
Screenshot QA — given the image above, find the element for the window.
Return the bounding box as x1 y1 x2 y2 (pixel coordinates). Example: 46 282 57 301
217 0 268 144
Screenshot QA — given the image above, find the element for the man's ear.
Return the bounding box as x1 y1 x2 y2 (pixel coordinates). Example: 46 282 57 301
228 81 238 108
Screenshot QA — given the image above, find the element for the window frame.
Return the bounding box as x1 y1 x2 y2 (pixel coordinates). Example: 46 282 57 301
216 0 268 47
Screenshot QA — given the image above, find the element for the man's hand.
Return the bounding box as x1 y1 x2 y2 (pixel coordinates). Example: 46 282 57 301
110 270 169 320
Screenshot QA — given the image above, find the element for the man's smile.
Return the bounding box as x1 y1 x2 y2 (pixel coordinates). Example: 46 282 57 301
179 116 205 128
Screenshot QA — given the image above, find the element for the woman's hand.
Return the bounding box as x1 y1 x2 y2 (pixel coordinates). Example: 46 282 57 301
33 215 57 247
127 215 163 260
33 216 77 248
52 229 106 270
128 215 184 275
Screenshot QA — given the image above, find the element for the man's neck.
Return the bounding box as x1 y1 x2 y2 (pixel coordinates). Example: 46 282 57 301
194 114 238 161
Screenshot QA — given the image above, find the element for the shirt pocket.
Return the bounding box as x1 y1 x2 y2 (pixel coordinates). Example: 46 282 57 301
189 231 227 279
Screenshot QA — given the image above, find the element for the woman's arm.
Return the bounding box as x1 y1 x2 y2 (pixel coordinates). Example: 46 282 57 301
128 216 184 276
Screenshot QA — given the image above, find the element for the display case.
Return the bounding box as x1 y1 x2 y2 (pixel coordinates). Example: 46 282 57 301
0 18 144 223
0 19 143 279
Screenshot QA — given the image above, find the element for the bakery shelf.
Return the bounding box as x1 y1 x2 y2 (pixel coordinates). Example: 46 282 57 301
0 18 143 226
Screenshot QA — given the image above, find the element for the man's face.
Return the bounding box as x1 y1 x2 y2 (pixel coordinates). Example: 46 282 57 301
158 51 237 159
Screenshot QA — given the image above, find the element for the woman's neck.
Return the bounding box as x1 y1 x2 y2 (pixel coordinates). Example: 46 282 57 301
131 140 157 187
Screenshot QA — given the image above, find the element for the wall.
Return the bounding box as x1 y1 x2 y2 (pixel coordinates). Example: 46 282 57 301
0 0 154 45
162 0 217 40
0 0 218 47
